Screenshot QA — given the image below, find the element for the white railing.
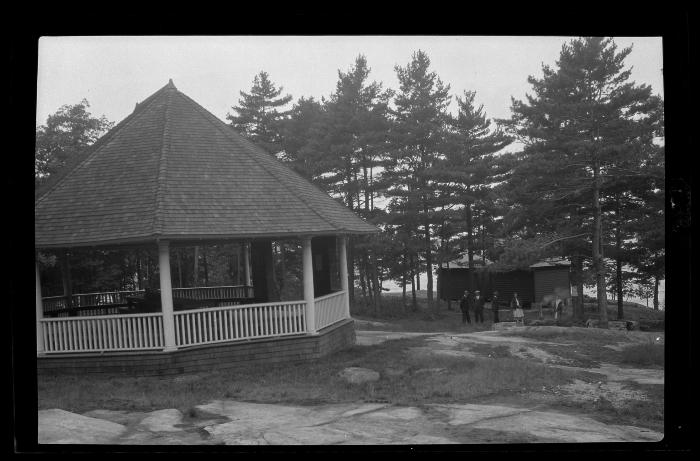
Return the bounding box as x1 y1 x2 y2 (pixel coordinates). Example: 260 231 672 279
38 294 348 354
42 290 144 312
315 290 347 331
40 312 164 353
172 285 254 301
42 286 255 316
173 300 307 347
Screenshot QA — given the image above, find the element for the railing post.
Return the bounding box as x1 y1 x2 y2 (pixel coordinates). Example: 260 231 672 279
36 260 45 355
158 241 177 351
338 235 350 319
302 236 317 334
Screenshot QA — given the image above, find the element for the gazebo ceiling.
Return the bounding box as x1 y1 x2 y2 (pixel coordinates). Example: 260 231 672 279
35 80 377 248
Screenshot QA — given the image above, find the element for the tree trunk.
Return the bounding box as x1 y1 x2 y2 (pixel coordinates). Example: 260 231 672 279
358 256 368 308
202 245 209 287
466 201 474 269
616 256 623 319
60 250 73 308
615 196 624 320
410 254 417 311
348 237 355 305
593 161 608 327
416 264 421 291
425 215 434 310
278 242 286 295
176 249 183 288
193 246 199 286
401 253 407 312
653 275 660 310
136 251 143 290
571 254 585 321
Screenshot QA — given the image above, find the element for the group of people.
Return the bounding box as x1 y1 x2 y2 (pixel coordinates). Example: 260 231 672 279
459 290 525 326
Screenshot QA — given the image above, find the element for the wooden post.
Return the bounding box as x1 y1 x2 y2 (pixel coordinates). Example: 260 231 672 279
243 241 251 286
36 260 44 354
158 241 177 351
235 244 242 286
193 246 199 285
302 237 316 334
61 250 73 308
338 235 350 319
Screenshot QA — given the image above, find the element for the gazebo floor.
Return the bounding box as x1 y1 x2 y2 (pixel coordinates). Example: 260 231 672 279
37 319 355 376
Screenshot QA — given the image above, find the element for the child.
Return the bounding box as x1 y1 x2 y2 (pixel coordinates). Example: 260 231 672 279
511 292 524 326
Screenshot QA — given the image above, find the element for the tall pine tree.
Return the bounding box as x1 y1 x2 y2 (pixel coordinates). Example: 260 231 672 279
439 90 512 268
501 37 663 327
384 50 451 309
227 71 292 154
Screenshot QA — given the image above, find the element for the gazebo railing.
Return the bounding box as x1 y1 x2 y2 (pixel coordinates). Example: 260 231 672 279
41 285 254 317
40 312 164 353
174 300 307 347
315 290 347 331
172 285 254 301
42 290 144 313
37 291 349 354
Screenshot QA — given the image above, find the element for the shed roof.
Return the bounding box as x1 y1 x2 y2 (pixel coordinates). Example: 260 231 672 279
529 258 571 268
440 253 493 269
35 80 377 248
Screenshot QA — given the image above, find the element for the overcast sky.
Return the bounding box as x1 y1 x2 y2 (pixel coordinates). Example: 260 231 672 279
36 36 664 128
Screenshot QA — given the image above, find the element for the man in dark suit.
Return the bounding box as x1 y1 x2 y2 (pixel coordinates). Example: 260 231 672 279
473 290 485 324
459 290 472 325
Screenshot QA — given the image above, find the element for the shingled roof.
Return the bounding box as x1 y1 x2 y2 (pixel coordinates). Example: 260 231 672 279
35 80 377 248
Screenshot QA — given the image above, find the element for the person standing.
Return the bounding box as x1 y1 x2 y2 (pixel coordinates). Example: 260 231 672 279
473 290 485 324
459 290 472 325
491 291 500 323
511 292 524 326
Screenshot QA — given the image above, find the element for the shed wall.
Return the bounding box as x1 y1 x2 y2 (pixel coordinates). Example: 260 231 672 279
533 267 572 303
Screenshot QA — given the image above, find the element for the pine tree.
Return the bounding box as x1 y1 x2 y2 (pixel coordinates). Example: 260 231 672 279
500 37 664 327
227 71 292 154
384 50 451 309
279 96 327 180
439 91 512 269
318 55 393 309
35 99 113 189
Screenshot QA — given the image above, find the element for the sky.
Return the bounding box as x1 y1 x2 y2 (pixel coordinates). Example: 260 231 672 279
35 36 665 305
36 36 664 128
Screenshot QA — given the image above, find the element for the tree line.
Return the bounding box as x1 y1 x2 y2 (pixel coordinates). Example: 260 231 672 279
35 37 665 324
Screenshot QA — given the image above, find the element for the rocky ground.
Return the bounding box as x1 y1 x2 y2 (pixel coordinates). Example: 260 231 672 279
38 326 664 445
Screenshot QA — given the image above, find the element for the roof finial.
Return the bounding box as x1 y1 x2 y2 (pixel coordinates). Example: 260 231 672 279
166 78 176 90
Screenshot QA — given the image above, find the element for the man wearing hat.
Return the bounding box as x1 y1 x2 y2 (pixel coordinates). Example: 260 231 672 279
473 290 485 324
459 290 472 325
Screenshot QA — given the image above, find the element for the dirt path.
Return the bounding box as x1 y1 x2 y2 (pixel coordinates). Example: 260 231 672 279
38 327 664 445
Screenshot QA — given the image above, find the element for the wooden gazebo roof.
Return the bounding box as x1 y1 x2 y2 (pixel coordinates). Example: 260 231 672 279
35 80 377 248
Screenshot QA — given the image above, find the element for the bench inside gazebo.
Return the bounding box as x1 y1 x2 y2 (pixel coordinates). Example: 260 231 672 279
34 80 376 373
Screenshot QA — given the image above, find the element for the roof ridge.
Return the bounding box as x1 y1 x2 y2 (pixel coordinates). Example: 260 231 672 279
35 81 174 206
153 87 174 235
174 91 345 233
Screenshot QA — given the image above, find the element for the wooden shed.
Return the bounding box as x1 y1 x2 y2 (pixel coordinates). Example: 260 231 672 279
438 256 572 309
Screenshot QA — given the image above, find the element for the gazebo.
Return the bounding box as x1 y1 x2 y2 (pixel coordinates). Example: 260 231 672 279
35 80 377 374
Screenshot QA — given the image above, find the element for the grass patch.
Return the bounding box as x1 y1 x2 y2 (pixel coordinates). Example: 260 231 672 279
554 381 664 432
38 336 576 413
619 341 665 367
354 309 495 333
467 343 514 359
501 326 635 345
